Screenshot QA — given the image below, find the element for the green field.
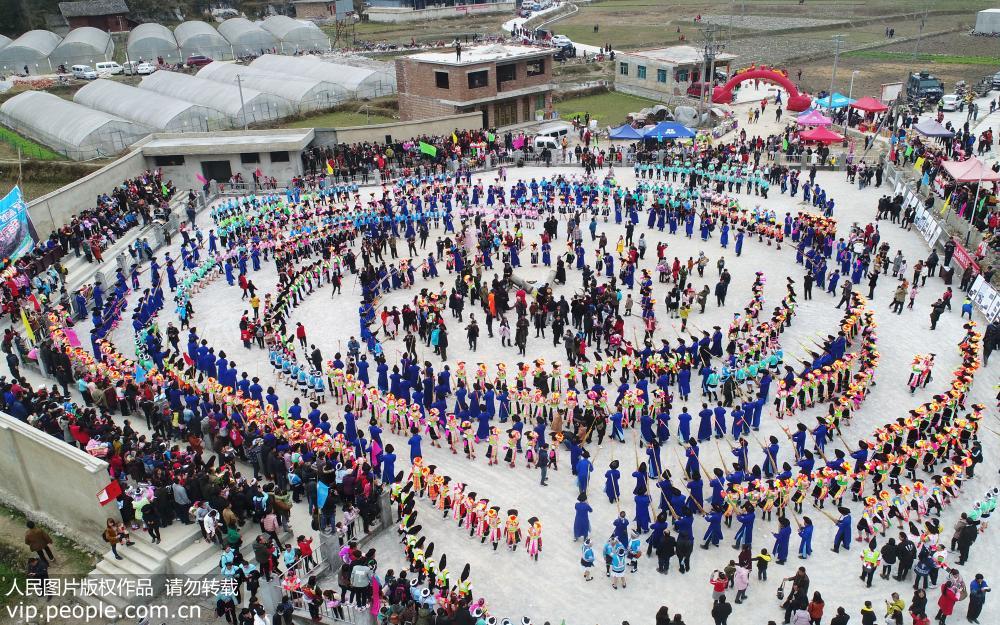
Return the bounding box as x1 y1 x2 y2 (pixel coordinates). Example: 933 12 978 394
0 127 63 161
844 50 1000 65
554 91 660 126
282 109 396 129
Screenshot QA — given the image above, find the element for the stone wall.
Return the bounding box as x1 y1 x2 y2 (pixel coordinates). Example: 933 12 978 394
315 112 484 145
365 1 514 23
0 412 111 552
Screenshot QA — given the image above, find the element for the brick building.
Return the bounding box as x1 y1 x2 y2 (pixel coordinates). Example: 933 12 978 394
294 0 354 21
58 0 133 31
614 45 736 101
396 43 554 127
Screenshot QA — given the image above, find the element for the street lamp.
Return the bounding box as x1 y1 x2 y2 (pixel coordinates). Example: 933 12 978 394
844 69 860 134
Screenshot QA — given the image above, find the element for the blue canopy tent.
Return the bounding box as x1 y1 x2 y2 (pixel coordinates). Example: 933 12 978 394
643 121 696 140
608 124 645 140
814 92 854 109
913 119 955 138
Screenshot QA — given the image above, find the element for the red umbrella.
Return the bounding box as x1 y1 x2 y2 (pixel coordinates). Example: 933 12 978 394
850 96 889 113
799 127 844 144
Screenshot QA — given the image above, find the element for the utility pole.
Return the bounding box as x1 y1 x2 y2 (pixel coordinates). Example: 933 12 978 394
698 24 722 127
236 74 248 130
827 34 844 108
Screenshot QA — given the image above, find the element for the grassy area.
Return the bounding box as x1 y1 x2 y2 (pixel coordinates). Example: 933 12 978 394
554 91 660 125
0 127 63 161
282 109 396 129
845 50 1000 65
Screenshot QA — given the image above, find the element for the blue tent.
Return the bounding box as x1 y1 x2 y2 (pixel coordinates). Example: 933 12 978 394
814 92 855 109
643 121 695 140
608 124 644 140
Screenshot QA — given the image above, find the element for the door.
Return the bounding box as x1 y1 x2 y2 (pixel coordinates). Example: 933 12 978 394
201 160 232 184
496 100 517 127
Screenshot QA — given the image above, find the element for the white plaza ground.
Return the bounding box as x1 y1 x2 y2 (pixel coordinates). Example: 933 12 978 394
76 150 999 625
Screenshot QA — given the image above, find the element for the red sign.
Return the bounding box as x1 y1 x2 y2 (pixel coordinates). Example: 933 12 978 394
950 238 980 273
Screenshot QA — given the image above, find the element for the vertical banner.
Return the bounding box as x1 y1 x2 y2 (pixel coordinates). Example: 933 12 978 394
0 186 36 261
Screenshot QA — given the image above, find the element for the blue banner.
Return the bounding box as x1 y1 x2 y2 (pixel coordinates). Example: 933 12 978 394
0 186 35 261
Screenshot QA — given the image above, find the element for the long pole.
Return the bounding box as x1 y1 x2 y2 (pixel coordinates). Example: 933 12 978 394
844 70 858 135
966 171 984 246
827 35 844 108
236 74 248 130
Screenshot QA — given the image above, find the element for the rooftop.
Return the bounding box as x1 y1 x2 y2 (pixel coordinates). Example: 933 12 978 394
58 0 129 17
139 129 314 155
623 45 737 65
406 43 553 66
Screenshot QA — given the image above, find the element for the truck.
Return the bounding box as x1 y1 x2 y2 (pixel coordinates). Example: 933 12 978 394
906 71 944 103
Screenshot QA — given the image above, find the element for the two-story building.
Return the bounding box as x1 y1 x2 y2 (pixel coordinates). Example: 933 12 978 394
395 43 555 127
614 45 736 101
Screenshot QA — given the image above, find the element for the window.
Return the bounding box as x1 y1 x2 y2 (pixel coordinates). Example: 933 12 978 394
270 151 289 162
526 60 544 76
637 65 646 79
467 70 488 89
675 69 689 83
497 64 516 83
154 155 184 167
435 71 449 89
240 153 260 164
619 62 628 76
657 68 667 83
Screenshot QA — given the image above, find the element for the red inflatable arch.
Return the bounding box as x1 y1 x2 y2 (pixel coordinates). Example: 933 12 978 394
712 66 812 112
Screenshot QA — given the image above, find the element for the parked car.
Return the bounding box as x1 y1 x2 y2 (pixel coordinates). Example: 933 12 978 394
553 44 576 61
992 71 1000 89
940 94 960 111
95 61 123 75
686 81 713 97
185 55 213 67
71 64 98 80
906 70 944 103
550 34 572 47
123 61 155 75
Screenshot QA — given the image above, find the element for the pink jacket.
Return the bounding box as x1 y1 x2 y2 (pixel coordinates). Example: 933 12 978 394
261 513 280 532
734 566 751 591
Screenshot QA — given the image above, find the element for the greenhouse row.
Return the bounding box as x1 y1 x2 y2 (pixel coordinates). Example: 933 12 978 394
0 17 331 73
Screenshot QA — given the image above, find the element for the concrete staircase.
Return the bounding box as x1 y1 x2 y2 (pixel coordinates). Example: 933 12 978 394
77 521 293 619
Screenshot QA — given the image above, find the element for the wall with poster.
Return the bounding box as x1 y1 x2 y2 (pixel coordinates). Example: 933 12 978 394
0 186 37 261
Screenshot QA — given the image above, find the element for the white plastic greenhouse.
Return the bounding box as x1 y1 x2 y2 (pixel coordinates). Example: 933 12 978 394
139 70 293 125
251 54 396 99
218 18 278 57
259 16 329 53
0 35 12 51
0 30 62 74
174 21 233 61
196 61 348 113
0 91 149 160
127 23 180 64
74 79 230 133
49 27 114 67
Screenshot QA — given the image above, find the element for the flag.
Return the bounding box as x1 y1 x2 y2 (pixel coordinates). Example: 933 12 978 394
316 481 330 509
487 132 495 142
452 132 458 144
913 156 925 172
326 159 334 175
512 135 525 149
183 352 194 367
419 142 437 157
196 173 208 184
940 194 951 216
20 308 35 343
27 294 40 312
135 364 147 383
97 480 123 506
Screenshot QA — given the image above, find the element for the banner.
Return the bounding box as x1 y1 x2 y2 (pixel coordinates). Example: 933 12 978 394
950 238 979 272
0 186 35 262
418 141 437 157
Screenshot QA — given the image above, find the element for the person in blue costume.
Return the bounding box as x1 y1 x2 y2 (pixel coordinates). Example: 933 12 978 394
634 488 652 533
832 506 852 552
575 450 593 495
612 511 630 545
574 493 592 541
697 403 713 442
701 505 724 549
733 505 755 549
772 516 792 564
797 516 814 559
604 460 622 503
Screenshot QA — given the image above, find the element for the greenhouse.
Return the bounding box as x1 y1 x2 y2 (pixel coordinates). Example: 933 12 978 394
74 79 230 133
0 35 12 51
174 21 233 61
196 61 348 112
251 54 396 99
0 91 149 160
49 27 114 67
127 23 180 64
218 18 278 57
139 70 293 125
259 16 329 53
0 30 62 74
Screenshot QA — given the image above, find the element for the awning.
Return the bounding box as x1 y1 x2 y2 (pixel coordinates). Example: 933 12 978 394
850 96 889 113
608 124 644 140
813 92 854 109
940 157 1000 182
642 121 695 140
799 127 844 143
796 110 833 126
913 119 955 138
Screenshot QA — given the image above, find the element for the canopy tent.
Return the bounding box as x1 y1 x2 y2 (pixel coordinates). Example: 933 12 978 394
798 127 844 143
642 121 695 140
608 124 644 140
814 92 854 109
850 96 888 113
940 158 1000 183
795 110 833 126
913 119 955 138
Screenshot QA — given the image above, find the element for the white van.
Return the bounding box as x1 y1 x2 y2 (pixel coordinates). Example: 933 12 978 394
536 122 571 141
533 135 559 150
71 64 98 80
95 61 123 75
